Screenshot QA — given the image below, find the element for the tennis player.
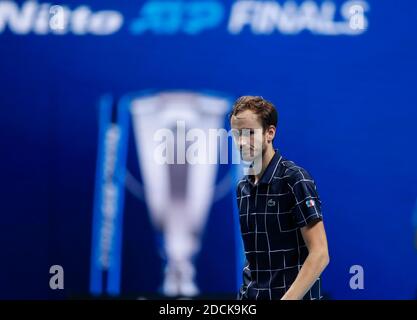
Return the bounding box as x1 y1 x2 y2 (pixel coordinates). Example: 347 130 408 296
230 96 330 300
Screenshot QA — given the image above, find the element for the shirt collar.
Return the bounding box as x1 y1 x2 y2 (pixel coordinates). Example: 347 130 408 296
245 149 282 186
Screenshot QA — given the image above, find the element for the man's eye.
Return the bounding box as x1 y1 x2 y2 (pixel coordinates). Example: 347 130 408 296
235 130 255 136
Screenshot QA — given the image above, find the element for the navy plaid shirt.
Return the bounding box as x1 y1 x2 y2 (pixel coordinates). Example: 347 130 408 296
236 150 323 300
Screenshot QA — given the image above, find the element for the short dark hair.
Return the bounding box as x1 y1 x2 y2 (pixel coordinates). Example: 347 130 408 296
230 96 278 131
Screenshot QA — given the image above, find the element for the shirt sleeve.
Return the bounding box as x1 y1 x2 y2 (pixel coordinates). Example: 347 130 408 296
237 258 252 300
287 168 323 228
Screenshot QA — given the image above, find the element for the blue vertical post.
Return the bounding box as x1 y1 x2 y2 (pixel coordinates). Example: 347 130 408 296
106 96 131 295
90 95 113 295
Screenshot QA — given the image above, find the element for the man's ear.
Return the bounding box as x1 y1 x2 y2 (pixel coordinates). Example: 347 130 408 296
267 125 276 143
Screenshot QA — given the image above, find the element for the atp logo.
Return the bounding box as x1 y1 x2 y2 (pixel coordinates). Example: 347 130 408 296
130 1 224 35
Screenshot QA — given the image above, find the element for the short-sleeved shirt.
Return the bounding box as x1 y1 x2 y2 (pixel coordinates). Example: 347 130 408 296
236 149 323 300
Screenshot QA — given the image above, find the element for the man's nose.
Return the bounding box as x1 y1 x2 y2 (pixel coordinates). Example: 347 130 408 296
239 136 250 148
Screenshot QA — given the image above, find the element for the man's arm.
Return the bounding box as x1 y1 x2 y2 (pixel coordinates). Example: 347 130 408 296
281 220 329 300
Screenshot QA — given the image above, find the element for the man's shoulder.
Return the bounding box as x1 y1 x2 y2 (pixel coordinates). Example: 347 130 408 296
278 158 314 185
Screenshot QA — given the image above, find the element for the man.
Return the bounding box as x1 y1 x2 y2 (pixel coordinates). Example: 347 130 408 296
230 96 329 300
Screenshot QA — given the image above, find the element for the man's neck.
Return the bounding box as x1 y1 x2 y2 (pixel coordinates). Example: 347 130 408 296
254 147 276 185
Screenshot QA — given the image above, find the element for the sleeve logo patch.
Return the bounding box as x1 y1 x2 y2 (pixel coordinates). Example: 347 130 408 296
306 199 316 208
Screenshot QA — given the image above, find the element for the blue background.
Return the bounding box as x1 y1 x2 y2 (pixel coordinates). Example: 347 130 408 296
1 0 417 299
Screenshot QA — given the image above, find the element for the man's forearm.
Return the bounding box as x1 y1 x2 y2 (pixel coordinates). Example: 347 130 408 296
281 251 329 300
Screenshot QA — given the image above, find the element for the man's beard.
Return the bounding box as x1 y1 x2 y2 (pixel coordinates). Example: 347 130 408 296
241 139 266 163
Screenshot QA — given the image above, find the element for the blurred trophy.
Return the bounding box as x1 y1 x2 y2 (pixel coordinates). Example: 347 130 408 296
130 91 230 297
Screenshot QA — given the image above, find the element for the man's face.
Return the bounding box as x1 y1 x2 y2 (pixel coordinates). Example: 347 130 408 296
230 109 266 162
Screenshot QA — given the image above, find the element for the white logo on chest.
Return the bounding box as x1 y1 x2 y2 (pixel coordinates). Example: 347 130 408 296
267 199 276 207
